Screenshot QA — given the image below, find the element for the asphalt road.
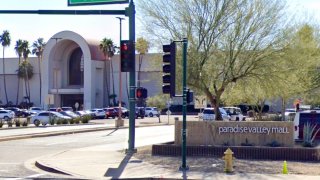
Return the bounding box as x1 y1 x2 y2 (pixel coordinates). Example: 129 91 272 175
0 125 174 179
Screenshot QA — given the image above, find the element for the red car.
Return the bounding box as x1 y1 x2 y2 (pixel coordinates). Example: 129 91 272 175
104 108 117 119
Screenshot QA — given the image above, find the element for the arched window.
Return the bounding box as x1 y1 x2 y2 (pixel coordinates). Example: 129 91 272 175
69 47 84 85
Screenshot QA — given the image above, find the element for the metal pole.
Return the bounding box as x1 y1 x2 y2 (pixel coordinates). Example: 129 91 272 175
116 17 125 121
180 38 188 171
127 0 136 153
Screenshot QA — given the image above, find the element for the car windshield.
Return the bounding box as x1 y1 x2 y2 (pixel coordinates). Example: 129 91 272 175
203 109 214 114
219 108 227 115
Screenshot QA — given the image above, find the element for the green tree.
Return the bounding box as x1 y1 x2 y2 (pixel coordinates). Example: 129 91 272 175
0 30 11 105
32 38 46 105
100 38 117 106
14 39 24 105
139 0 288 120
21 40 31 103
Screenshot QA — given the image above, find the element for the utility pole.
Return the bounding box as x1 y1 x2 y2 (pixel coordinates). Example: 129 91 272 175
116 16 125 121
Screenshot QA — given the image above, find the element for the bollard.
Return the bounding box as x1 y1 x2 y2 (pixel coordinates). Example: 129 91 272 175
222 148 234 173
282 161 288 174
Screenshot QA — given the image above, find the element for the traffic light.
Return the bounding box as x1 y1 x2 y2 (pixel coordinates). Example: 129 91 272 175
186 89 193 104
136 87 148 99
120 40 135 72
162 42 176 97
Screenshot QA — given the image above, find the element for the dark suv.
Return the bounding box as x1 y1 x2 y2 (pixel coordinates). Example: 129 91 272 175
135 107 145 119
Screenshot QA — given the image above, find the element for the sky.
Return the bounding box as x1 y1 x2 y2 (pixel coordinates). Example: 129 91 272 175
0 0 320 58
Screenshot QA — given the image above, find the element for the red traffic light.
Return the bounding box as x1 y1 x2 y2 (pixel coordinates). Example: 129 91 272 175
121 43 128 51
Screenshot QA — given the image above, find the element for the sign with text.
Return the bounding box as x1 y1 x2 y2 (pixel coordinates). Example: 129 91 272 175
194 96 207 109
68 0 129 6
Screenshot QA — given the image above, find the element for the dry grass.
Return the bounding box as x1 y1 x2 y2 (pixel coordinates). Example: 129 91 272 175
134 146 320 175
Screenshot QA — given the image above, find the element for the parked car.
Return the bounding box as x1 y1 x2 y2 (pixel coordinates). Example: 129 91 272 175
5 107 31 117
145 107 159 117
30 111 71 126
113 107 129 118
75 111 88 117
61 107 74 111
202 108 230 121
135 107 145 119
294 110 320 140
104 108 117 119
90 109 106 119
49 108 58 112
222 107 246 121
29 107 43 114
0 110 15 121
58 111 80 119
285 108 296 121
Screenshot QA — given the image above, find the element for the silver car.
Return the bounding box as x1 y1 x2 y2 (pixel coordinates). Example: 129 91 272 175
31 111 71 126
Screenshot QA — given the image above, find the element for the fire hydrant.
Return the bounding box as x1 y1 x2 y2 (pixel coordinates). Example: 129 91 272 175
222 148 234 173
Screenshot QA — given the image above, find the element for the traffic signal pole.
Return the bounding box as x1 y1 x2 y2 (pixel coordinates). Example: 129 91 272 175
180 38 188 171
126 0 136 153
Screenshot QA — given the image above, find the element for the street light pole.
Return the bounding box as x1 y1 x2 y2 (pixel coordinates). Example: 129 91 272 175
116 16 125 121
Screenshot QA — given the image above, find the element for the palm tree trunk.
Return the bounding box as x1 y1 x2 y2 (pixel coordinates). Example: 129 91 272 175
3 49 8 104
38 56 42 104
16 57 21 106
110 60 116 105
104 59 110 106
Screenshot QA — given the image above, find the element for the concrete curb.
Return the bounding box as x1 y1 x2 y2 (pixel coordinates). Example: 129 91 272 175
0 122 171 142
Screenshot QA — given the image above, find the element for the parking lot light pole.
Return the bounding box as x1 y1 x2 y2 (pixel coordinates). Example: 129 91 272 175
116 16 125 121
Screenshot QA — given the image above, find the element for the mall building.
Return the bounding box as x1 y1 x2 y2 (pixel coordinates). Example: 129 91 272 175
0 31 162 110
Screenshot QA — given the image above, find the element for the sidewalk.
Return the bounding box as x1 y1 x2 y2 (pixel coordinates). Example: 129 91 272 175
35 145 320 179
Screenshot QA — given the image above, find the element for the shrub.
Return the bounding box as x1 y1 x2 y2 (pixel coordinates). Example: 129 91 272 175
22 121 28 127
241 138 254 146
49 117 56 125
267 140 281 147
7 120 13 127
69 118 75 124
62 119 69 124
81 115 91 123
56 119 62 125
15 119 21 127
74 117 81 124
302 122 320 147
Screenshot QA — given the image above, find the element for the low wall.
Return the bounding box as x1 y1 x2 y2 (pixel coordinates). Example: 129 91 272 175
175 121 294 147
152 144 320 161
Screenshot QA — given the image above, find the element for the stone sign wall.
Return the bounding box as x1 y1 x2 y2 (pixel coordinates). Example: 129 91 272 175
175 121 294 147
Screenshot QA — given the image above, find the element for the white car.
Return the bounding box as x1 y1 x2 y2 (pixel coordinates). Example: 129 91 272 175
90 109 106 119
202 108 230 121
31 111 71 126
223 107 246 121
0 110 15 121
145 107 159 117
284 108 296 121
29 107 43 114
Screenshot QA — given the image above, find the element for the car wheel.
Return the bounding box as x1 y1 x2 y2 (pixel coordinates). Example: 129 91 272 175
4 116 9 121
236 117 239 121
141 116 144 119
112 116 116 119
149 113 154 117
34 119 40 127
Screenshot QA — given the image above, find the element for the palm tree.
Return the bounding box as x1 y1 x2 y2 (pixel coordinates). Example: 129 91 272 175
22 40 31 103
32 38 46 105
14 39 24 105
100 38 117 106
136 37 149 88
0 30 11 105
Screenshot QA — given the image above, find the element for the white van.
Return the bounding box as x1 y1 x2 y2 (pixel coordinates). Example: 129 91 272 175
222 107 245 121
293 110 320 140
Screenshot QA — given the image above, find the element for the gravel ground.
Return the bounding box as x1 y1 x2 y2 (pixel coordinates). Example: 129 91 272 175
133 146 320 176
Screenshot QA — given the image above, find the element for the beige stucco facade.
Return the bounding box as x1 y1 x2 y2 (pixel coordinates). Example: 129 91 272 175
0 30 162 109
